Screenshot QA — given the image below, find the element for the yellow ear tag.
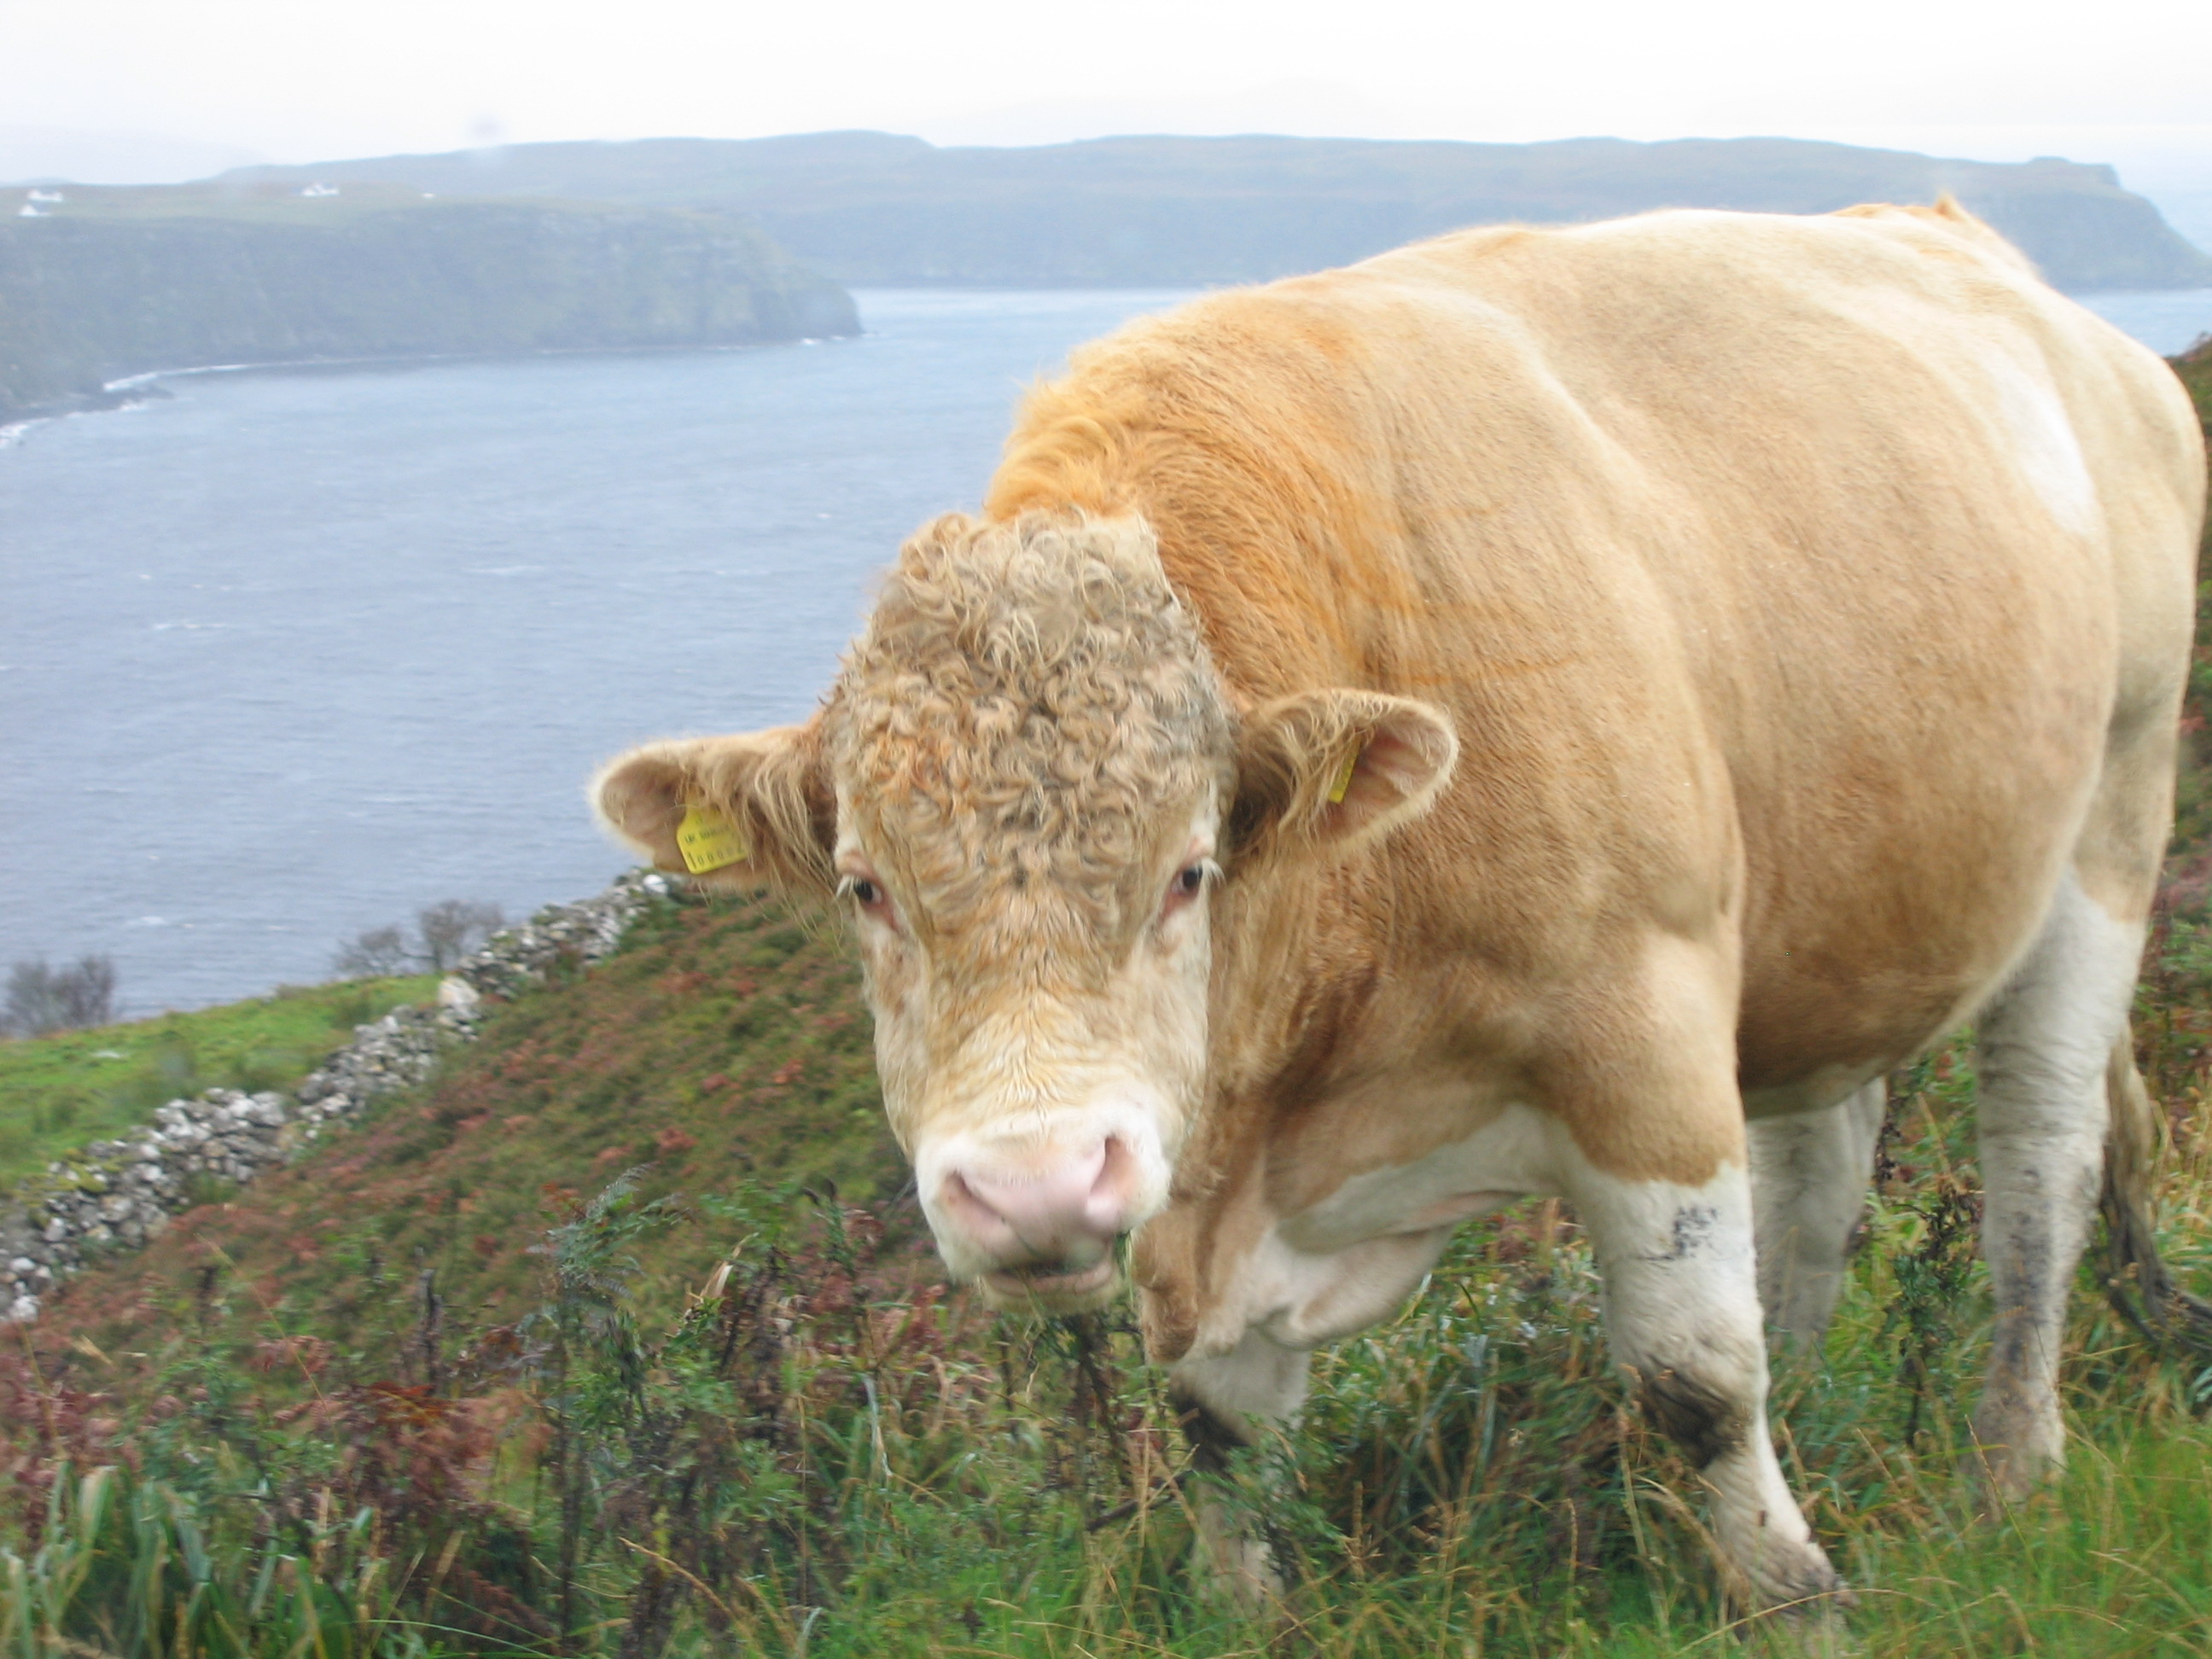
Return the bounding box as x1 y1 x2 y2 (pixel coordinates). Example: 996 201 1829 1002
675 805 750 874
1327 748 1360 806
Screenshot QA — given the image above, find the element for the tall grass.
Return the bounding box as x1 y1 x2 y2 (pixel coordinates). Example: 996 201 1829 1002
5 1063 2209 1657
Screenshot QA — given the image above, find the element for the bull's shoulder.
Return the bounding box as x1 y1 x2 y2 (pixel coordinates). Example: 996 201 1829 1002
1827 194 2037 272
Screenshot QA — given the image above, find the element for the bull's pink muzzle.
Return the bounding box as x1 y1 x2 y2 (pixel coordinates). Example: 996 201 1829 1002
933 1136 1143 1299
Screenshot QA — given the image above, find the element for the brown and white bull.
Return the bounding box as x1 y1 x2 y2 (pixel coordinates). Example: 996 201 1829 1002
594 201 2205 1611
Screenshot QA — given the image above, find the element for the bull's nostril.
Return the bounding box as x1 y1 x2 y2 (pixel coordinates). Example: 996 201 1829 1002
1084 1136 1138 1233
938 1169 996 1231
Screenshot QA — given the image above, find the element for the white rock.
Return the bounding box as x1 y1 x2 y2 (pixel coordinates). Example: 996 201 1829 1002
8 1257 31 1275
245 1095 288 1127
6 1295 38 1324
438 975 481 1012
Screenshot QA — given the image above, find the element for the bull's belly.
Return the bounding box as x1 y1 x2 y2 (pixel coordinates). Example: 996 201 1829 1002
1732 928 2024 1102
1739 1063 1889 1121
1732 948 2008 1112
1729 777 2090 1098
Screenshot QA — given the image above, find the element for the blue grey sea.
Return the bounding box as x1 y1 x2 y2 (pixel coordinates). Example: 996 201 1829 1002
3 287 2209 1016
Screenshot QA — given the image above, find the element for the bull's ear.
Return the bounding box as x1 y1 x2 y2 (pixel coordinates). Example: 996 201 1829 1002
1226 690 1457 864
591 722 836 899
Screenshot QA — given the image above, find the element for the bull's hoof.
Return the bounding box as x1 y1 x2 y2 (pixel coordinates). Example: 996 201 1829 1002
1968 1405 2065 1516
1190 1498 1285 1619
1741 1542 1856 1650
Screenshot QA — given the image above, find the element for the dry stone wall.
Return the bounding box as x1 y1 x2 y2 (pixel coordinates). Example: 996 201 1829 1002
0 870 671 1323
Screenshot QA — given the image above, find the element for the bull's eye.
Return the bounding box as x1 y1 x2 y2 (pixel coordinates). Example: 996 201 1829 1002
838 872 900 934
1161 861 1213 918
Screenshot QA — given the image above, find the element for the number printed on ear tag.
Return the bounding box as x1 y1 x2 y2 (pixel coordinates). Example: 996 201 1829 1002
1327 748 1360 806
676 805 750 874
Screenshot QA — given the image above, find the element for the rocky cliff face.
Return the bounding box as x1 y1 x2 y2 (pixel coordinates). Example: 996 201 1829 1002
0 198 858 421
228 132 2212 294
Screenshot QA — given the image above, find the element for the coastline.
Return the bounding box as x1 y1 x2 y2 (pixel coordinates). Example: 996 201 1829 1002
0 333 861 434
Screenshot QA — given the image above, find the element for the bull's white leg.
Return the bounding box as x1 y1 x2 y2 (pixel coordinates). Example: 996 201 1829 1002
1971 873 2143 1503
1566 1153 1845 1612
1749 1081 1887 1345
1167 1329 1310 1609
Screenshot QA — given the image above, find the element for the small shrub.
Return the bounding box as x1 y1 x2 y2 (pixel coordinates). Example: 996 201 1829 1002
3 954 118 1037
417 899 506 971
332 899 506 979
331 923 413 978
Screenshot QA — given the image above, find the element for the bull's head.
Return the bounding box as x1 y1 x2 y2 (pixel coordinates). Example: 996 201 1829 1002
593 514 1455 1312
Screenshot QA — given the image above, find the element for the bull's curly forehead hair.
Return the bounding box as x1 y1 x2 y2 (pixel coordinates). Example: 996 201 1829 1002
824 512 1234 928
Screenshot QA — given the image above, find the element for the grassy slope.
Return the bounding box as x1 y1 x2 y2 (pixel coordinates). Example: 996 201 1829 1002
2 346 2209 1656
17 894 911 1362
0 976 433 1186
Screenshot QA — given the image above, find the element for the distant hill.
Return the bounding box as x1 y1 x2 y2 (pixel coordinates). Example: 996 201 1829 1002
228 131 2212 294
0 183 859 422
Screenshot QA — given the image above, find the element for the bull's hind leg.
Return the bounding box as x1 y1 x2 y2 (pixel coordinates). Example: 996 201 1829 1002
1749 1081 1888 1345
1971 871 2144 1503
1564 1148 1846 1613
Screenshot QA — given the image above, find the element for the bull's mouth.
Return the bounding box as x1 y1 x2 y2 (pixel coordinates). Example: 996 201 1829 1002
979 1254 1119 1311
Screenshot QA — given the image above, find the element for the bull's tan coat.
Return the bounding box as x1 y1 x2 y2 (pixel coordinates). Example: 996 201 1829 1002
597 200 2205 1607
981 201 2198 1353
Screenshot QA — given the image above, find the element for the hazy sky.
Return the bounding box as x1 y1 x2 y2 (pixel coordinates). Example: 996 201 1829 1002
3 0 2208 190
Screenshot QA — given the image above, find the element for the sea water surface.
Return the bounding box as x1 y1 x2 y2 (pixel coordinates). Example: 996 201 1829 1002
4 286 2209 1016
2081 290 2212 358
2 292 1192 1014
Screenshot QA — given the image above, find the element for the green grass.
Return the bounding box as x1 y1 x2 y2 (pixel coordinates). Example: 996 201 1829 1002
0 976 434 1188
0 891 907 1353
5 1080 2210 1657
3 888 2209 1657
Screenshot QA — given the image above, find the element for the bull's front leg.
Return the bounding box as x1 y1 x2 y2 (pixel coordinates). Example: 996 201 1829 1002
1166 1328 1310 1610
1563 1142 1848 1615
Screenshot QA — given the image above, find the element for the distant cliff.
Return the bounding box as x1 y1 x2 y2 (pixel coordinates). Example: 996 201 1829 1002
230 131 2212 294
0 189 858 422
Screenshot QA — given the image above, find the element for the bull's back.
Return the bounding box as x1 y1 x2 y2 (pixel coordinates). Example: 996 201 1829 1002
988 206 2204 1091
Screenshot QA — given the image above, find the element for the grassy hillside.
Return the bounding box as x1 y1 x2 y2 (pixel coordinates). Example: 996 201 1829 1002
0 184 858 421
1 349 2208 1655
0 975 433 1186
9 894 910 1364
225 131 2212 293
7 963 2212 1655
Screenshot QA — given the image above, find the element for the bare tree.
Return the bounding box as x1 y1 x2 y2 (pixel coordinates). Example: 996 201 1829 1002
331 925 414 979
3 954 119 1037
331 900 506 980
416 899 505 972
55 954 115 1027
